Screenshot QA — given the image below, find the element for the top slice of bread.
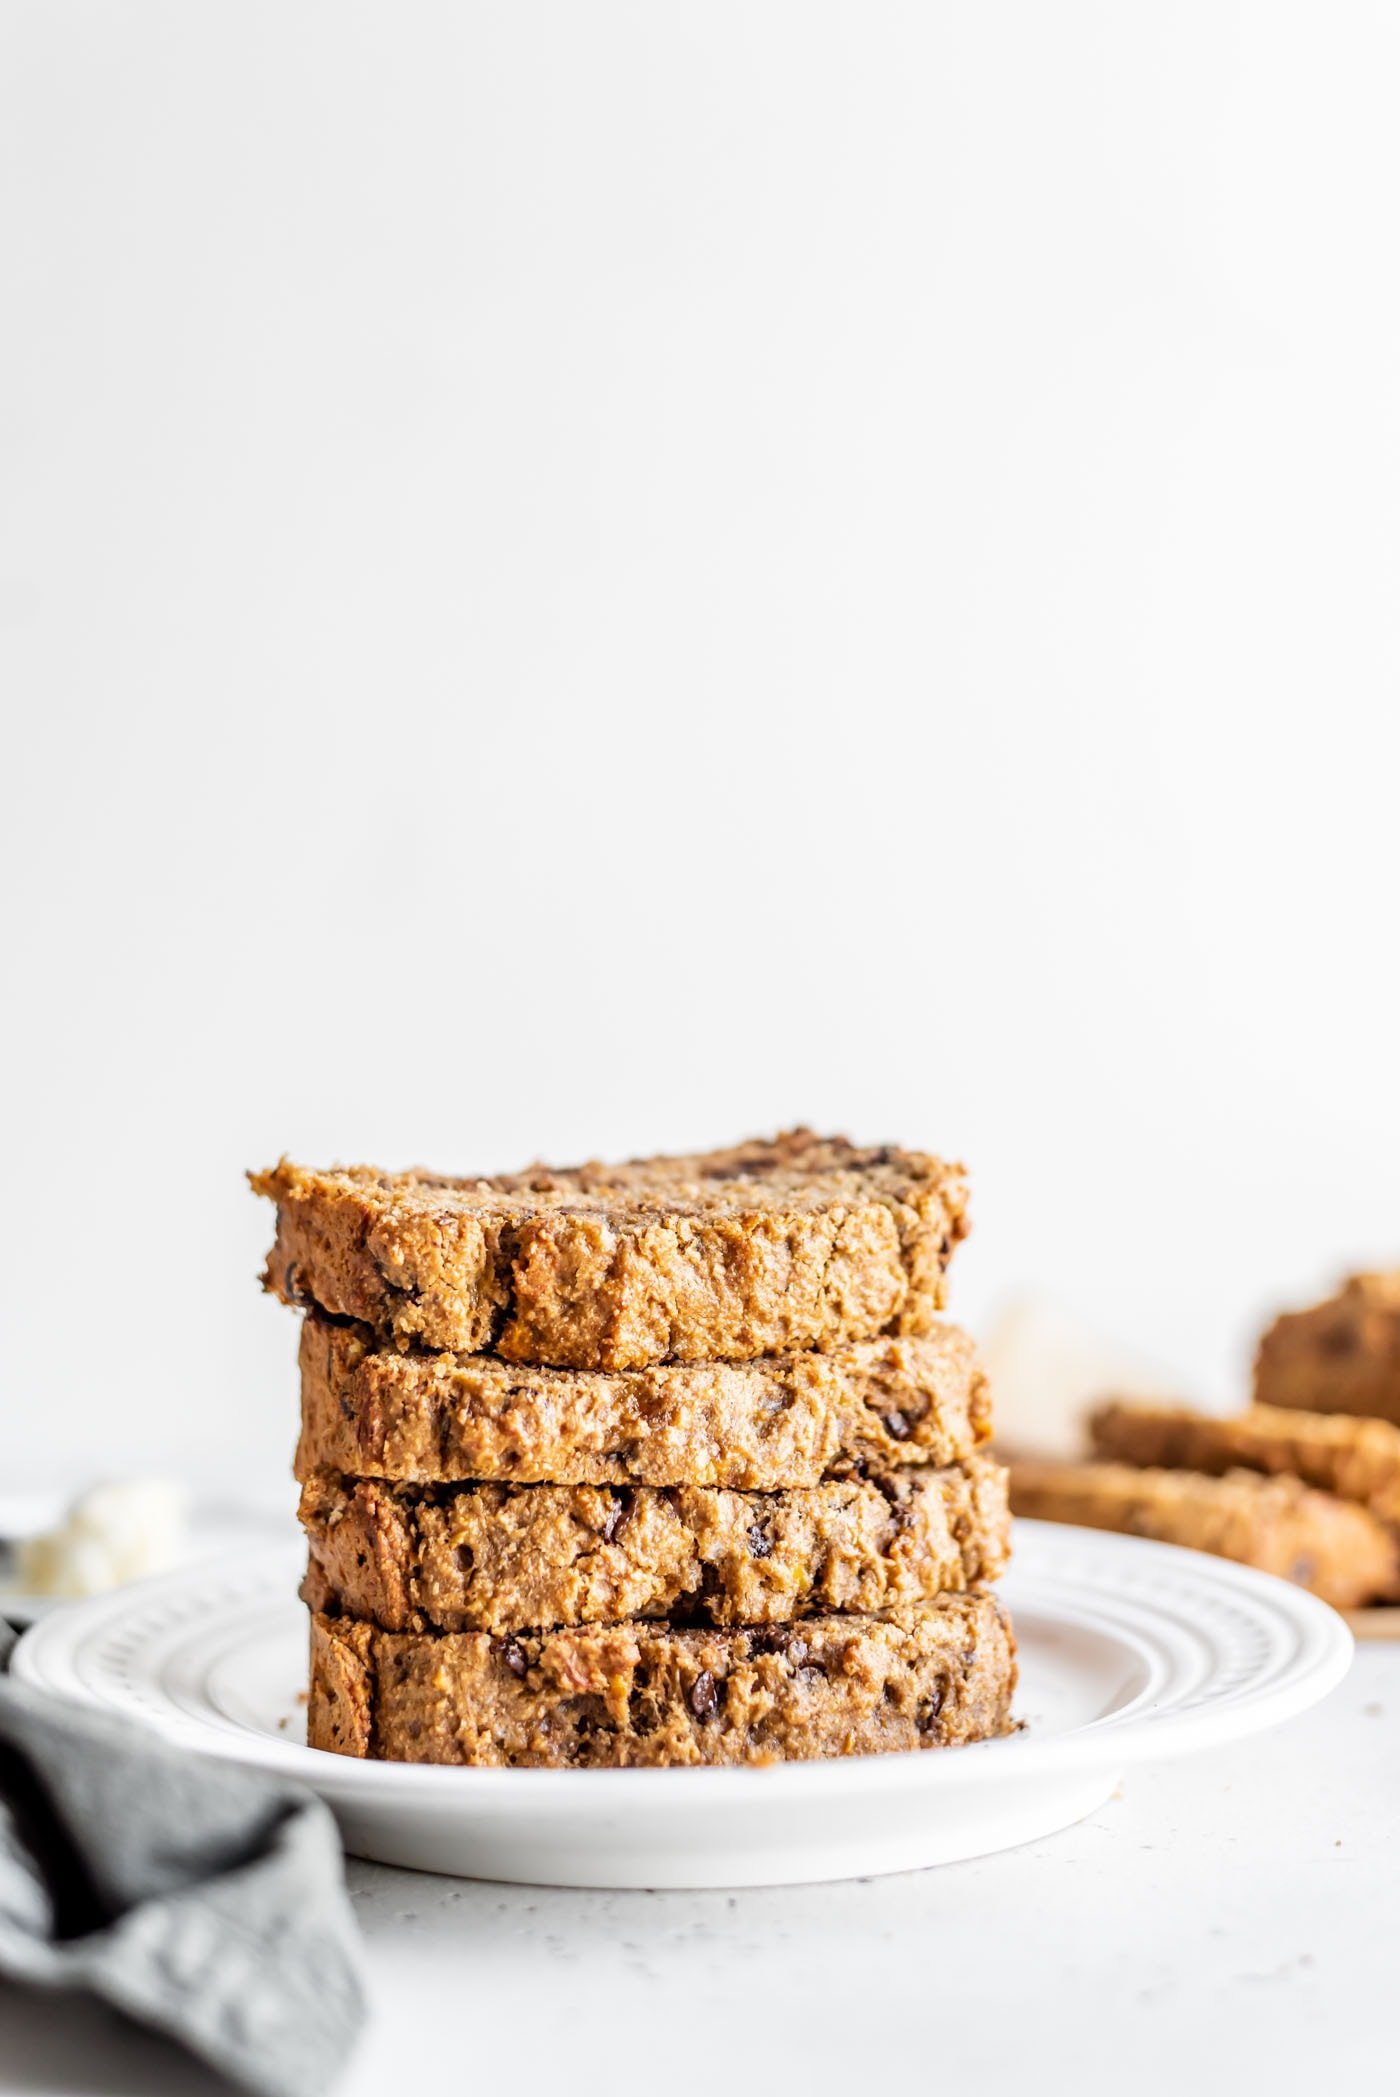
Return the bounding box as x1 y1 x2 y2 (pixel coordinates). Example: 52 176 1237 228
252 1129 968 1370
1255 1271 1400 1424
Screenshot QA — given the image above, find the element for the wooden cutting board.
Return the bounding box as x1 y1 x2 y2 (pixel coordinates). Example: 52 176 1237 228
1345 1608 1400 1640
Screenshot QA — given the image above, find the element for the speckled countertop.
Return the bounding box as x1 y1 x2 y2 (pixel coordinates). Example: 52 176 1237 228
3 1649 1393 2097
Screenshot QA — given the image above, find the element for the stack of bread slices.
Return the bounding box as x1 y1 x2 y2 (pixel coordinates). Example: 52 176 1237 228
253 1130 1018 1766
1012 1271 1400 1612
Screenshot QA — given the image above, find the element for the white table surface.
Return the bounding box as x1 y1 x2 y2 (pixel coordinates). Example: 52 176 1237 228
2 1643 1394 2097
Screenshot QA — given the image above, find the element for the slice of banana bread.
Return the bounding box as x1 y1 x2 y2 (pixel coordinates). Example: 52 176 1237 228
295 1314 990 1489
307 1590 1016 1766
298 1455 1010 1635
1255 1272 1400 1424
1091 1398 1400 1525
254 1130 968 1367
1010 1457 1400 1609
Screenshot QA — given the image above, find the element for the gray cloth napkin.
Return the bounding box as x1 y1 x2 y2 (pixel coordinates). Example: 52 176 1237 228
0 1621 366 2097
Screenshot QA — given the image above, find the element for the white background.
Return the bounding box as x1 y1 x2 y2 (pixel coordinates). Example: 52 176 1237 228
4 1 1399 1492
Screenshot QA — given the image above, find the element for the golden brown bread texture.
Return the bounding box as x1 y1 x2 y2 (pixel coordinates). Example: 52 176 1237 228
307 1591 1016 1766
254 1130 969 1368
1255 1272 1400 1425
295 1313 991 1489
1010 1457 1400 1609
298 1456 1010 1635
1091 1398 1400 1526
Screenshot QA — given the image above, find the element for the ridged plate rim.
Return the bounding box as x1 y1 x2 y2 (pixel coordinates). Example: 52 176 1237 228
11 1521 1351 1804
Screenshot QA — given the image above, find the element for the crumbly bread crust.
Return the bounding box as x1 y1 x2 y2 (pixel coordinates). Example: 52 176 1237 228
1255 1272 1400 1425
1010 1458 1400 1609
306 1592 1016 1766
1091 1398 1400 1526
295 1313 991 1490
298 1456 1010 1635
254 1130 969 1368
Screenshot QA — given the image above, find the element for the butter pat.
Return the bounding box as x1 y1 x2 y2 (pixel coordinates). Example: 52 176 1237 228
979 1295 1180 1461
17 1479 188 1598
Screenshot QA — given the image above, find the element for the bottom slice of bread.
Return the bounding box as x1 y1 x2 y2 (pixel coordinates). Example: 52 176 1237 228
308 1592 1017 1766
1010 1458 1400 1608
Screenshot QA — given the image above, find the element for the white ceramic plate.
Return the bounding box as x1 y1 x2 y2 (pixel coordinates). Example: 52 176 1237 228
11 1521 1351 1888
